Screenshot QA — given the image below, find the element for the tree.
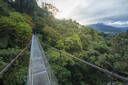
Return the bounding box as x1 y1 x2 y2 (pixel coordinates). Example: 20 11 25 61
14 0 38 15
42 2 59 16
0 0 10 16
0 12 32 48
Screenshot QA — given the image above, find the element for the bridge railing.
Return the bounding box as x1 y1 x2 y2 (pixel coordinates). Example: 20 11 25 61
40 41 128 85
36 35 59 85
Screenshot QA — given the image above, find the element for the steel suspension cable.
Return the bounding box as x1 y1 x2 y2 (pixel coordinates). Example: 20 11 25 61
41 42 128 82
70 55 128 82
0 41 31 75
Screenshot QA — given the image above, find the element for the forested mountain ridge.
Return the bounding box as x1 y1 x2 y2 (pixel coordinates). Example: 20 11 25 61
0 0 128 85
87 23 128 33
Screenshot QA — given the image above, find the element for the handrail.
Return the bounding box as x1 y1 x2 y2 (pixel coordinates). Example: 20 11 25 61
0 42 30 75
71 55 128 82
41 42 128 82
36 35 59 85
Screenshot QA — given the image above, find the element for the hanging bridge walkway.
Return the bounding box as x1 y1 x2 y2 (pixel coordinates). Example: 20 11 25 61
27 34 52 85
0 34 128 85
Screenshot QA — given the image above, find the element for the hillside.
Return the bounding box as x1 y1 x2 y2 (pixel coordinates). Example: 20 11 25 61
87 23 128 33
0 0 128 85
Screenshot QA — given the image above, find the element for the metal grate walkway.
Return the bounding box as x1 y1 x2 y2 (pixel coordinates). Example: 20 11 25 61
27 34 52 85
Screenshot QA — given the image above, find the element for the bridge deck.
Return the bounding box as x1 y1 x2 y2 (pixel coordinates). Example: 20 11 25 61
27 35 51 85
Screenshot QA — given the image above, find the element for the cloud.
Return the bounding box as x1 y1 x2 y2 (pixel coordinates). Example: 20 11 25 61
70 0 128 25
38 0 128 26
107 21 128 27
38 0 79 18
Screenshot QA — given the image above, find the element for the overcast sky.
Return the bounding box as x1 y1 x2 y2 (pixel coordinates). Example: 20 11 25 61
38 0 128 27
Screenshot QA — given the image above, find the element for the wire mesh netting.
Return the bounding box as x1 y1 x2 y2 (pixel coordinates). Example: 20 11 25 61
27 34 58 85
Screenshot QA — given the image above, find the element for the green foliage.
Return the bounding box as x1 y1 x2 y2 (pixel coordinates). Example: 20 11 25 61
0 0 128 85
45 48 74 85
0 48 29 85
23 14 35 28
36 10 128 84
0 0 9 16
0 12 32 48
14 0 38 15
0 57 7 71
33 16 46 33
56 34 82 53
112 31 128 57
3 67 28 85
38 14 128 84
0 48 21 62
42 25 61 46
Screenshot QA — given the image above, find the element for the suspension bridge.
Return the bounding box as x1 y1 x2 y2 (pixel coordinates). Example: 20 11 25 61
27 34 53 85
0 34 128 85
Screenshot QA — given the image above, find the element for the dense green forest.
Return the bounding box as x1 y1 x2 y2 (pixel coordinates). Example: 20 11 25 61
0 0 128 85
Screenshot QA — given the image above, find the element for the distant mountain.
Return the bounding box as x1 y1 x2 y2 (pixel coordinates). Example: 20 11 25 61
87 23 128 33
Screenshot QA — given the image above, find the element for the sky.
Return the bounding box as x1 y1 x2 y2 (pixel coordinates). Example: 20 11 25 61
38 0 128 27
